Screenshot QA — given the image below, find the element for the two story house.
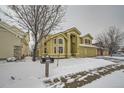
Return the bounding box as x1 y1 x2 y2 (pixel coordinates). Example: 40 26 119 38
37 27 101 58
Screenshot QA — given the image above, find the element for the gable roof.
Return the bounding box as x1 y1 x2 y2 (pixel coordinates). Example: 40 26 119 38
45 33 68 43
81 33 93 39
45 27 81 42
51 27 81 36
62 27 81 35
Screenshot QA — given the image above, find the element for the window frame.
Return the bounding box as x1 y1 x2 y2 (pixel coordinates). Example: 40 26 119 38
58 47 63 54
85 39 91 44
58 38 63 44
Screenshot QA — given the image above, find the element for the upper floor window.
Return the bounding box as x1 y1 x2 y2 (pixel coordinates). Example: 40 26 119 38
85 39 88 44
88 40 91 44
85 39 91 44
59 47 63 53
81 38 83 44
59 39 63 44
44 42 47 46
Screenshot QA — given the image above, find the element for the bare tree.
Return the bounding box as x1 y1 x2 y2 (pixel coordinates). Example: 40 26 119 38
1 5 65 61
96 26 124 56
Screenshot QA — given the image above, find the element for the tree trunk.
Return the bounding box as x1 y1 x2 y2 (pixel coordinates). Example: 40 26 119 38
32 42 38 61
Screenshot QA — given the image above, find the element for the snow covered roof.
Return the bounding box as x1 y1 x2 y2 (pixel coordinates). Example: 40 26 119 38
79 33 93 39
79 44 97 48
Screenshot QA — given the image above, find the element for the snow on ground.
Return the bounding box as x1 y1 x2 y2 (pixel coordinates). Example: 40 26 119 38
96 56 124 64
97 56 124 61
0 57 115 88
110 56 124 60
82 70 124 88
0 61 45 88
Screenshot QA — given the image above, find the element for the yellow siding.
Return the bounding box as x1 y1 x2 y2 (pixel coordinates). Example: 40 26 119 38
82 36 92 45
46 35 67 58
79 46 97 57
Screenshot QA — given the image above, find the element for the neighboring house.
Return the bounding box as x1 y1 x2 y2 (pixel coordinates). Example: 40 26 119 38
93 43 109 56
21 32 30 58
96 47 109 56
0 21 29 60
37 27 105 58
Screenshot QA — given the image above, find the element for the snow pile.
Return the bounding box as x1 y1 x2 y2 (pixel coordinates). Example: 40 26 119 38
66 78 75 83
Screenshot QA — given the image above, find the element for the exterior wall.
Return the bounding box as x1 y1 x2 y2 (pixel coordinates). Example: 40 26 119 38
82 36 92 45
39 35 67 58
44 35 67 58
103 50 109 56
79 46 97 57
97 48 109 56
21 40 29 57
0 27 21 59
21 33 30 57
66 30 80 57
78 35 97 57
97 49 102 56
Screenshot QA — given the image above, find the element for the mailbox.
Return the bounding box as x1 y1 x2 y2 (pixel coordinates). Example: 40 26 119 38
40 55 54 64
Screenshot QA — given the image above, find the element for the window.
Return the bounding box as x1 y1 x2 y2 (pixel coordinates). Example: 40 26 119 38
59 47 63 53
80 38 83 44
85 39 91 44
59 39 63 44
85 39 88 44
44 42 47 46
54 39 56 44
54 47 56 53
88 40 91 44
44 48 47 53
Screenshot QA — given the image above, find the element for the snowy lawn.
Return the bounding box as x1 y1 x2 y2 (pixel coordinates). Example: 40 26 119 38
96 56 124 65
0 57 117 88
97 56 124 61
83 70 124 88
44 64 124 88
